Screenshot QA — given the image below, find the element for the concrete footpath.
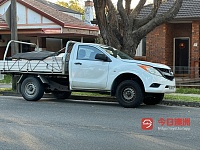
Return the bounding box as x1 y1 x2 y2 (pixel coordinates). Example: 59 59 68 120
0 84 199 108
0 83 12 89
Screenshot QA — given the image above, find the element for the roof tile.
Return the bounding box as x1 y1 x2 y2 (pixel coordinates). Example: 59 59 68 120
36 0 82 14
138 0 200 19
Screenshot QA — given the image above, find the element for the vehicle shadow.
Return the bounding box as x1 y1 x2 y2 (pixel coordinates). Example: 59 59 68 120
40 97 173 110
40 97 121 107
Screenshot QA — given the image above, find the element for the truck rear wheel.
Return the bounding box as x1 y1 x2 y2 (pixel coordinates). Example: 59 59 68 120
116 80 144 108
143 93 164 105
21 77 44 101
52 91 71 99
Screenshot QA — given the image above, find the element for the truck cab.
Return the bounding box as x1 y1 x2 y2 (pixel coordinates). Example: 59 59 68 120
67 42 175 107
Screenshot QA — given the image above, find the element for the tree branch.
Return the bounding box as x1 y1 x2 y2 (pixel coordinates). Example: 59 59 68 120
158 0 183 21
125 0 132 15
107 0 118 23
135 0 183 38
106 0 123 45
93 0 108 44
135 0 162 28
117 0 129 27
130 0 146 19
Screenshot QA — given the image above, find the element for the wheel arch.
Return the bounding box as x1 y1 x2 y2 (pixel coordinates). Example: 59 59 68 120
111 73 145 96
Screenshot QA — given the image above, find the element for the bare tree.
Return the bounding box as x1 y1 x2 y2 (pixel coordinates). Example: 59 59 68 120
93 0 183 56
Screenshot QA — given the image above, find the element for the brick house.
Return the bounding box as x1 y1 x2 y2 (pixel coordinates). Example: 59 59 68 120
0 0 98 59
135 0 200 78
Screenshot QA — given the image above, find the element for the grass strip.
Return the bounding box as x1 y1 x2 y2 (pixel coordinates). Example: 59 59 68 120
72 92 110 97
0 88 12 92
176 88 200 94
0 75 12 84
164 94 200 102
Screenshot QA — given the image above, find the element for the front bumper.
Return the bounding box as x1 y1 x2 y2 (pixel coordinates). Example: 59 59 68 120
144 75 176 93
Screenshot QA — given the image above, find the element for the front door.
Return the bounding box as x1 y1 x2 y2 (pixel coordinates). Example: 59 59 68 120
174 38 190 75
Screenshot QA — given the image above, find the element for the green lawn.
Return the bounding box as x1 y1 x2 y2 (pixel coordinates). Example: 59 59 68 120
164 87 200 102
0 75 12 84
176 88 200 94
72 92 109 97
164 94 200 102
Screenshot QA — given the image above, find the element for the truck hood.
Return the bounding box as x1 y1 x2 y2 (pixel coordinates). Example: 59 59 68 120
121 59 171 69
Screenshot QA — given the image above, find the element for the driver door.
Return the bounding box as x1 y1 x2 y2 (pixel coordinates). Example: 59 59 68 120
70 45 110 90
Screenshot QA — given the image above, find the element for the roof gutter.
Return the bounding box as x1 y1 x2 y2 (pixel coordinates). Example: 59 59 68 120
64 24 99 31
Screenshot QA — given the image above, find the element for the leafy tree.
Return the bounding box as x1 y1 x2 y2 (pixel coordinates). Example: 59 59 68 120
56 1 69 8
56 0 84 14
93 0 183 57
69 0 84 14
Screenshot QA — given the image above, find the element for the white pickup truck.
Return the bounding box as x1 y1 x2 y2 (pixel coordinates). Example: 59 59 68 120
0 40 175 108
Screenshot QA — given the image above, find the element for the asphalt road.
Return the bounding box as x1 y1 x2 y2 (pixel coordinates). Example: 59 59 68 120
0 96 199 150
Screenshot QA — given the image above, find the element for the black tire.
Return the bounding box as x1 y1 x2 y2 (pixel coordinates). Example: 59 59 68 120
21 77 44 101
52 91 71 99
143 93 164 105
116 80 144 108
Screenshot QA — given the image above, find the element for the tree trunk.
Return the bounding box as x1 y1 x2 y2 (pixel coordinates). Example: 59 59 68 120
93 0 122 50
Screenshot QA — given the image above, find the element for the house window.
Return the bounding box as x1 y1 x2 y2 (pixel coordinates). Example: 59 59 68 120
19 41 31 53
46 38 62 52
135 37 146 56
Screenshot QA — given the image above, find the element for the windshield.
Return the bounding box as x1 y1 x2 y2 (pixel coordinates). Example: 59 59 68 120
100 45 133 60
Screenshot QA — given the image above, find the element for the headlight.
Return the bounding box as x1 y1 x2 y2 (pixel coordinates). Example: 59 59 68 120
138 65 162 77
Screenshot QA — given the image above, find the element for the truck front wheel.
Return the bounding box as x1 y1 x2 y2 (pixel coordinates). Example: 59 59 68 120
143 93 164 105
116 80 144 108
21 77 44 101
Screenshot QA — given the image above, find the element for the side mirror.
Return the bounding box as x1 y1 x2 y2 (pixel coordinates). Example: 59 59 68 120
95 54 111 62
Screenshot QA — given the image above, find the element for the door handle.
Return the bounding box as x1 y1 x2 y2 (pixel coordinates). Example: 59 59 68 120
74 62 82 65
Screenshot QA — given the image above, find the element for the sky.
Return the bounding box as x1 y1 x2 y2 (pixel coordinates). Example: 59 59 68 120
47 0 150 8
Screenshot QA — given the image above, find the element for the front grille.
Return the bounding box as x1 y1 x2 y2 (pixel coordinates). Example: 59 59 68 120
155 67 174 81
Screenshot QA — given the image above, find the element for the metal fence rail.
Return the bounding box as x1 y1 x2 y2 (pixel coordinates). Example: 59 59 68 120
170 66 200 78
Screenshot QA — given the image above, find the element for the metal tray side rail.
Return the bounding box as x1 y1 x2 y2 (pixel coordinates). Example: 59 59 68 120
0 40 63 74
1 59 63 74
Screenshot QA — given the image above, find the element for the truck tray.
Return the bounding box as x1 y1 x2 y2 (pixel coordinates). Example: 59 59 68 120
0 56 64 74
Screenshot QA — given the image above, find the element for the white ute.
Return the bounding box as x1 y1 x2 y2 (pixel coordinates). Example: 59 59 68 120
0 40 176 108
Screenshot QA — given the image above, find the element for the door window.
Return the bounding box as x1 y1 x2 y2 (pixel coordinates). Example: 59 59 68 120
77 45 103 60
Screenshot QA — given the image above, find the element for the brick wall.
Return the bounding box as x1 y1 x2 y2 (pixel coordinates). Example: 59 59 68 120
146 24 167 64
165 23 174 67
173 23 192 38
191 21 200 78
